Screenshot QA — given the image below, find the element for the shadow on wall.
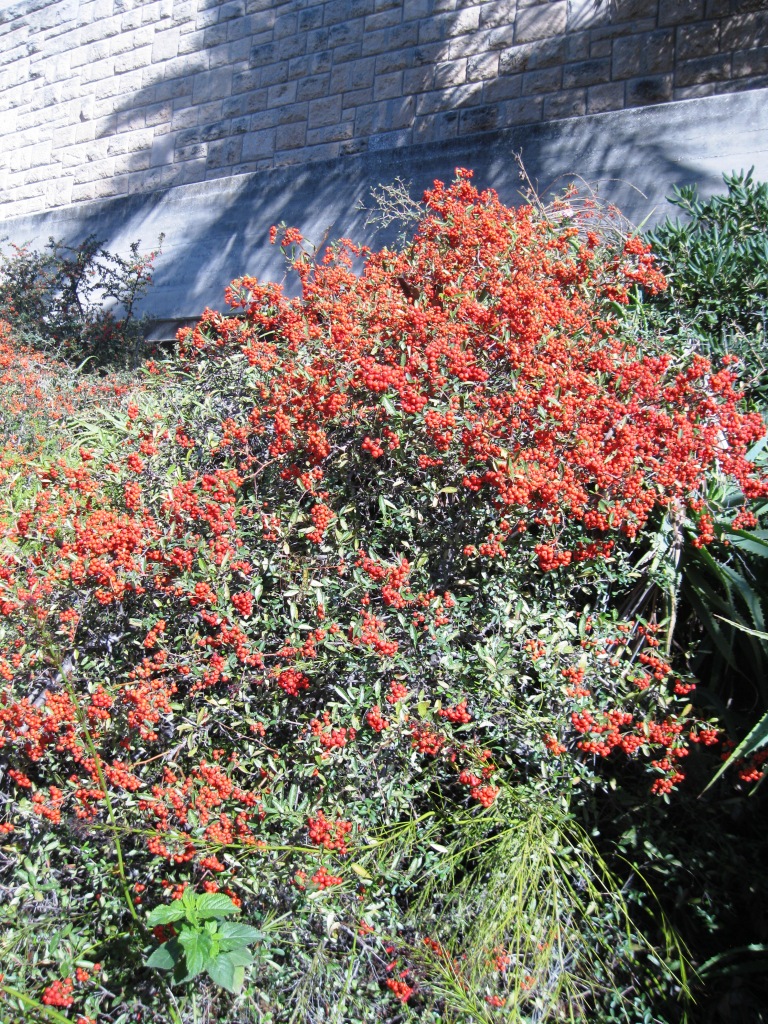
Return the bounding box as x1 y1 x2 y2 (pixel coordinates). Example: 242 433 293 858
10 0 764 329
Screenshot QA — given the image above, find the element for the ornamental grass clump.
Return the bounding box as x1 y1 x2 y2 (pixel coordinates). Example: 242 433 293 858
0 171 766 1023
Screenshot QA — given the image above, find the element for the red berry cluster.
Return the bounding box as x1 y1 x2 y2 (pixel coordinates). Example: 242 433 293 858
439 700 471 724
365 705 389 732
307 810 353 854
42 977 74 1007
311 866 343 889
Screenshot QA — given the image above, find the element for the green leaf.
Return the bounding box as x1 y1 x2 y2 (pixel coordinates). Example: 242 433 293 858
146 900 186 926
710 557 765 632
721 527 768 559
178 928 213 979
682 570 737 667
146 940 180 971
222 945 255 966
715 616 768 641
699 943 768 978
196 893 238 919
206 952 246 993
217 921 264 946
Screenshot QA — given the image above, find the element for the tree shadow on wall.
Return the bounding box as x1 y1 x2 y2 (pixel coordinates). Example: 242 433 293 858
41 0 746 327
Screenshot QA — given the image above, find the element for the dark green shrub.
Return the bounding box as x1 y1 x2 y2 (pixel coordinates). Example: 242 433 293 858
0 233 163 370
645 169 768 402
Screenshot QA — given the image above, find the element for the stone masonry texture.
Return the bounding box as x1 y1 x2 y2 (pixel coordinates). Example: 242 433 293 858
1 0 767 218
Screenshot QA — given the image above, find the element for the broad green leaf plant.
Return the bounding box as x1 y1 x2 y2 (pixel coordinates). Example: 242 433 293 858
146 891 264 994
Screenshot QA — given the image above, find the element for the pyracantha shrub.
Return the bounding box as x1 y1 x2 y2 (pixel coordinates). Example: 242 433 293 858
1 171 767 1023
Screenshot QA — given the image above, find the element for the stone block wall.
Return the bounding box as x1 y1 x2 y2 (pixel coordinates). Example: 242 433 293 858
1 0 767 220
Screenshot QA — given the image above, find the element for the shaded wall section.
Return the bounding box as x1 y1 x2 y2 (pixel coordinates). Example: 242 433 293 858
2 88 767 338
1 0 767 218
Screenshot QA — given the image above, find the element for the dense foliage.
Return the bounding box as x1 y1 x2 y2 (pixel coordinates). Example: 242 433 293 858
645 169 768 405
0 234 163 370
1 171 767 1024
